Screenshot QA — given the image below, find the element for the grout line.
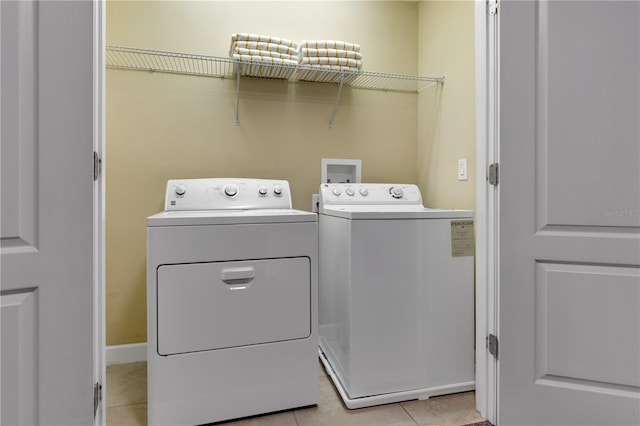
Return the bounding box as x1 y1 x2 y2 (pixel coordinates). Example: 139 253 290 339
106 400 147 409
399 402 420 426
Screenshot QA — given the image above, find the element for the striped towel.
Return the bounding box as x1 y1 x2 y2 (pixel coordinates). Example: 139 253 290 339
300 57 362 69
299 40 360 52
298 64 361 72
238 63 294 79
299 47 362 60
233 54 297 79
230 41 298 56
231 33 297 48
233 47 297 61
232 54 298 67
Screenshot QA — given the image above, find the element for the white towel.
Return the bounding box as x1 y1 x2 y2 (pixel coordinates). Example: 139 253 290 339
231 33 297 48
300 56 362 68
299 40 360 52
299 47 362 60
230 41 298 56
233 47 296 61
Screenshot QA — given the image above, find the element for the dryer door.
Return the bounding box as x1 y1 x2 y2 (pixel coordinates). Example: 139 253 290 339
157 257 311 355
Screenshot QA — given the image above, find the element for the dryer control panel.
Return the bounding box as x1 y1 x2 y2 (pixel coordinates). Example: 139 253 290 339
164 178 292 211
319 183 423 206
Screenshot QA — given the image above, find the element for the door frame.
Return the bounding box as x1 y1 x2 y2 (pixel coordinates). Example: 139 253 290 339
474 0 499 423
90 2 499 425
93 1 106 425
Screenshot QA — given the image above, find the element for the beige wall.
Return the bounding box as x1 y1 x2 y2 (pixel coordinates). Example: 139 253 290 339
106 0 476 346
106 1 423 345
417 1 475 210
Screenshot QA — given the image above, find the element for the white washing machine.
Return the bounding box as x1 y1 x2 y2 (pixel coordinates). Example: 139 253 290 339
317 183 475 409
147 178 318 425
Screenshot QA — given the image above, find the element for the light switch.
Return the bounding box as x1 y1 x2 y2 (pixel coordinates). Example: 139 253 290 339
458 159 468 181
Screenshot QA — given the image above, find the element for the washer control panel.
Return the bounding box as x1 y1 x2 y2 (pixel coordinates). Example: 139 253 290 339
164 178 292 211
319 183 423 206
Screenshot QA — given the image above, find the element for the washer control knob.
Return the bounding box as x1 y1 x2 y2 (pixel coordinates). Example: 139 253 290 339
224 184 239 197
332 188 342 196
175 184 186 196
346 188 355 196
273 184 283 196
258 185 268 195
359 188 369 197
390 187 404 199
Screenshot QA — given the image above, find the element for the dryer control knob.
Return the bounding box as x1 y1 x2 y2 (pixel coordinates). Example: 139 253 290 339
175 184 186 196
224 184 239 197
390 187 404 199
273 184 283 196
346 188 355 196
359 188 369 196
258 185 268 195
332 188 342 196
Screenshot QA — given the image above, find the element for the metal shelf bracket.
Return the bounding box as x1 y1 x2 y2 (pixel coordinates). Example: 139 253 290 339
235 67 241 126
328 73 346 130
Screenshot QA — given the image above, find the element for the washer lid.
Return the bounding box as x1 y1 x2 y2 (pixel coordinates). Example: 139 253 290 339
147 208 317 226
321 205 473 220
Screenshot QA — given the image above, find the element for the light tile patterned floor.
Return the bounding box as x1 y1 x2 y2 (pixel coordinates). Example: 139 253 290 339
106 361 485 426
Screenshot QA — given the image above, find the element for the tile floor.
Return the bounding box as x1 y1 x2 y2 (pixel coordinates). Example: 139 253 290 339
106 361 485 426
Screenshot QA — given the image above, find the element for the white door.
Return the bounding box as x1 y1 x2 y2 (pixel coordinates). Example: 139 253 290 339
1 1 97 424
498 1 640 425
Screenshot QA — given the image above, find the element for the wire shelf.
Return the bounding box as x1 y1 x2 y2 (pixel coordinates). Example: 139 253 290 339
106 45 444 93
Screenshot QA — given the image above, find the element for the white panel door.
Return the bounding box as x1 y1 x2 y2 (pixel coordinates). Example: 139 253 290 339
1 1 96 424
499 1 640 425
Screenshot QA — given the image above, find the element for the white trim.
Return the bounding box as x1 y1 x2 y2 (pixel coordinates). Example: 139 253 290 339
487 0 500 422
93 1 106 425
475 0 498 423
474 0 488 419
106 343 148 365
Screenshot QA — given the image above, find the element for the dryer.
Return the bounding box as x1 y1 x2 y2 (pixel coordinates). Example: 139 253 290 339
317 183 475 408
147 178 317 425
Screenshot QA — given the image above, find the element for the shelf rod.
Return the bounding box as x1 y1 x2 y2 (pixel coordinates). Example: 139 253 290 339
328 73 345 130
235 66 240 126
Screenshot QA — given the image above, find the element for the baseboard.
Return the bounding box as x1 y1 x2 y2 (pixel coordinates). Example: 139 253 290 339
106 342 147 365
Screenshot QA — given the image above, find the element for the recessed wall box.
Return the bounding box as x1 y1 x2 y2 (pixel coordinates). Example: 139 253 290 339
321 158 362 184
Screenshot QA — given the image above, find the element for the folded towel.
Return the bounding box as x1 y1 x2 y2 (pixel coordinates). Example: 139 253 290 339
230 41 298 56
233 47 296 61
299 47 362 60
232 53 298 67
300 56 362 68
239 62 295 79
231 33 297 48
299 40 360 52
298 63 361 72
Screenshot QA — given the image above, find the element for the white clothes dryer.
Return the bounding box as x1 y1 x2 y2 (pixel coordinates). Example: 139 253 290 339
317 183 475 409
147 178 317 425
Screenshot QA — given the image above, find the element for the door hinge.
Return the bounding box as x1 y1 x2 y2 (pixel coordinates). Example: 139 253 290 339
93 382 102 416
489 0 499 15
488 163 499 186
94 151 102 181
487 334 499 359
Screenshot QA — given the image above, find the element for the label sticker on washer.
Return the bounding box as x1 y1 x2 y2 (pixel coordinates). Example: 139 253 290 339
451 220 474 257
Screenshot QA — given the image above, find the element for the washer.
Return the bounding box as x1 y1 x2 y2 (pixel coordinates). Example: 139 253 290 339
317 183 475 409
147 178 318 425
